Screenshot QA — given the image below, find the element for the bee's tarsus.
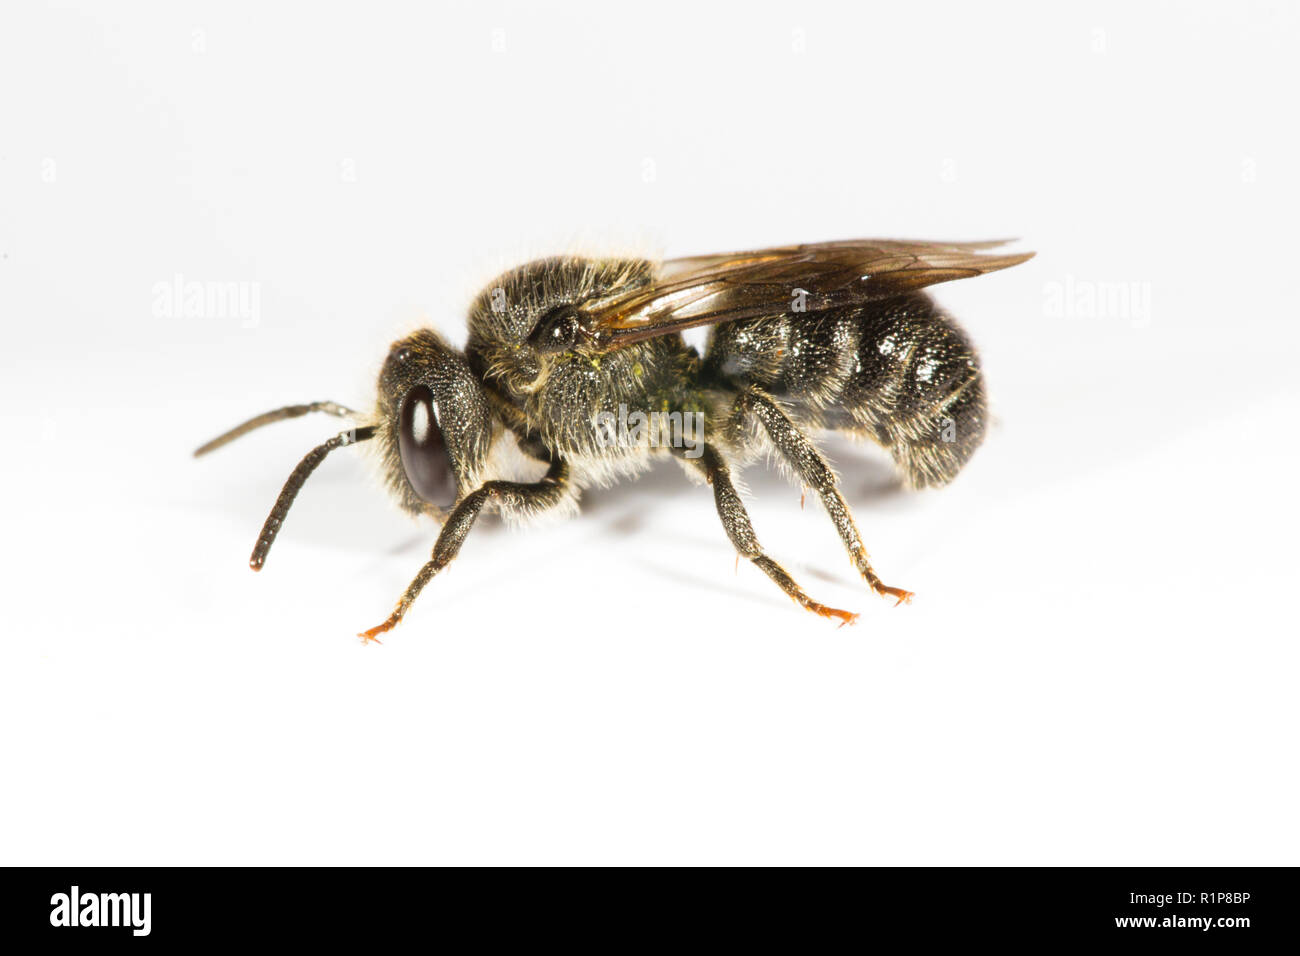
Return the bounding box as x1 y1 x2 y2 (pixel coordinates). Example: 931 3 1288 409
367 458 571 641
878 586 914 606
357 622 391 644
738 388 916 608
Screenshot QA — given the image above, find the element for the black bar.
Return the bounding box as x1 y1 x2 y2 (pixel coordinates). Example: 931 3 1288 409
3 867 1292 944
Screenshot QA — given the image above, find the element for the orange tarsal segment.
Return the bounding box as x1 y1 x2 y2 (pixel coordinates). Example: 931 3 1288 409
358 615 399 644
875 585 914 606
823 606 860 627
804 600 859 627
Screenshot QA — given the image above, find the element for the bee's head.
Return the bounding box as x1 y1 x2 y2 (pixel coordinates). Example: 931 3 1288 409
375 330 497 518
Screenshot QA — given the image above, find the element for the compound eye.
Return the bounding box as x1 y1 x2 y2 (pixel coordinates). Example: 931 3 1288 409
398 385 457 507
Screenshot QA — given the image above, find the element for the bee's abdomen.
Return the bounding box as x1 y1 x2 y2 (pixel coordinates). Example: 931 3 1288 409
703 292 988 488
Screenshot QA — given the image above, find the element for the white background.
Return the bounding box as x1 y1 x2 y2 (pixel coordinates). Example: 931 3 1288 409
2 1 1296 865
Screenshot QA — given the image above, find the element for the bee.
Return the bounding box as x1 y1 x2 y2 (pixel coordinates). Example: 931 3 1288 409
197 239 1033 641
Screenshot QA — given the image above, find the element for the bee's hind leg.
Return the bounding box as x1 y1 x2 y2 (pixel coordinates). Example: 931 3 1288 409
359 458 570 642
736 388 913 606
681 445 858 626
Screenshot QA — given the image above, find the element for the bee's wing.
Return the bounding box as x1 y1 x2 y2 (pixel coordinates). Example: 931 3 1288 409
582 239 1033 351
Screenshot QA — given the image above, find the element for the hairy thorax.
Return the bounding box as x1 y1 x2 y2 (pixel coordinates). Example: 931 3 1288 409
465 256 705 484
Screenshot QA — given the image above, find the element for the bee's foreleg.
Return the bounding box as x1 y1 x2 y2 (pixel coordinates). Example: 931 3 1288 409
682 445 858 626
736 389 913 606
359 458 570 642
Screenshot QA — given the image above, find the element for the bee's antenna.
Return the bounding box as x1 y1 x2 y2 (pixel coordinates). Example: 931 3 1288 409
249 425 377 571
193 401 365 457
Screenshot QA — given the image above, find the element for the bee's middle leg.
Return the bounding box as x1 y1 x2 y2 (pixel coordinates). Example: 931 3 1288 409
683 445 858 625
736 388 913 605
359 458 570 641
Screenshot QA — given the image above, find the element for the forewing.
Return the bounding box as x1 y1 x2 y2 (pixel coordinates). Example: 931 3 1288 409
582 239 1033 351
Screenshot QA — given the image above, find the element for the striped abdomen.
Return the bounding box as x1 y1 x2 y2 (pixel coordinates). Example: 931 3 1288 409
702 292 988 488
